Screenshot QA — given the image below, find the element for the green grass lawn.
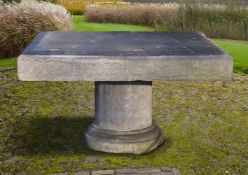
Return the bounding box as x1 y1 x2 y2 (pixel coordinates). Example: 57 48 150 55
73 15 154 32
213 39 248 73
1 67 248 175
0 57 16 70
1 15 248 175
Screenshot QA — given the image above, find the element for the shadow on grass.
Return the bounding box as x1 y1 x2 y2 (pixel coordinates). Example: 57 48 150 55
11 115 172 156
11 116 102 156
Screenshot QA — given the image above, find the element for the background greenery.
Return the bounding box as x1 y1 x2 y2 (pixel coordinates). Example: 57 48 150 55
85 3 248 40
58 0 119 15
122 0 248 4
2 1 248 59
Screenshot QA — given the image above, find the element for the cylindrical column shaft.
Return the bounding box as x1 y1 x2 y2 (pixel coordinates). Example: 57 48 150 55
84 81 164 154
94 81 152 131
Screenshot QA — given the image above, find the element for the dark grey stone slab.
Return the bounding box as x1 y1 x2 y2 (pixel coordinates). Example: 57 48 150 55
18 32 232 81
23 32 224 56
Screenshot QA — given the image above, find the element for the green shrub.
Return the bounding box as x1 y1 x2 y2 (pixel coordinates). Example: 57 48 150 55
85 2 248 40
0 0 72 58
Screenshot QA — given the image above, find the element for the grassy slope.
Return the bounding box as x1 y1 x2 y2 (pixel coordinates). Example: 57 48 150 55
1 16 248 175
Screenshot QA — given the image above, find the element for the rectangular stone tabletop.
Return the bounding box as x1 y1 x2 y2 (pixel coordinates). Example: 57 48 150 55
18 32 233 81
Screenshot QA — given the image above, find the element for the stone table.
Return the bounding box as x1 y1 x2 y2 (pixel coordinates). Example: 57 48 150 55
18 32 233 154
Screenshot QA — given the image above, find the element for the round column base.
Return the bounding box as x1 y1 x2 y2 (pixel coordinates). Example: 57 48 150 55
84 124 164 154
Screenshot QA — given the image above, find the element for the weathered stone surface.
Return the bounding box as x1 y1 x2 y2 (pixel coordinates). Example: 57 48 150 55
161 167 173 172
85 123 164 154
114 167 179 175
171 168 181 175
51 168 180 175
115 168 161 174
53 168 180 175
74 172 90 175
84 81 164 154
18 32 232 81
94 81 152 131
91 170 114 175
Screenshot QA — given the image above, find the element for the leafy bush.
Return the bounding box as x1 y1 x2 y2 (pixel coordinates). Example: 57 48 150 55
0 0 72 58
58 0 119 15
85 3 248 40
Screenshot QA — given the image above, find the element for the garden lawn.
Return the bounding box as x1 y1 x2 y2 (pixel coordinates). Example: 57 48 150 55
0 57 16 70
213 39 248 74
0 15 248 175
73 15 154 32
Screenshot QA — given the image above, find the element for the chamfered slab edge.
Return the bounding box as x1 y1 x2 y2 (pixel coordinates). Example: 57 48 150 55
18 54 233 81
